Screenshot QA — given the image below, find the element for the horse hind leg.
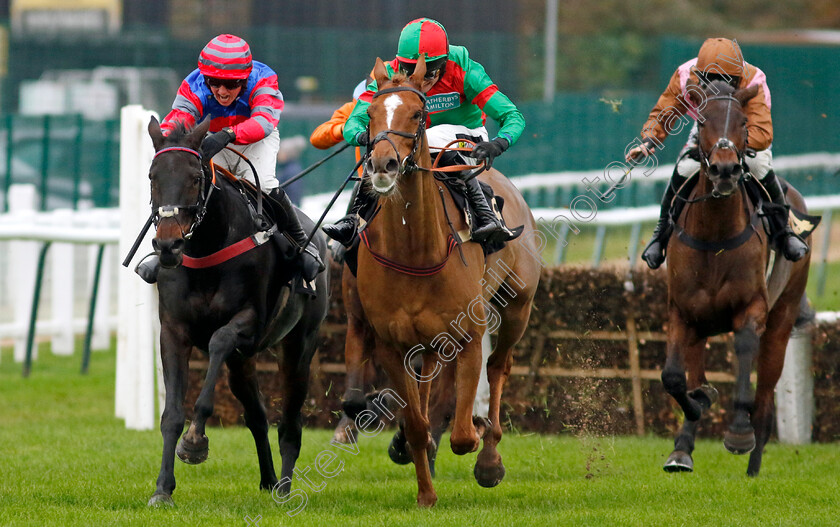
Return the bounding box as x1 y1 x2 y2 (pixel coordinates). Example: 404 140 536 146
274 328 318 494
747 310 795 476
475 298 532 488
724 324 761 456
226 355 278 491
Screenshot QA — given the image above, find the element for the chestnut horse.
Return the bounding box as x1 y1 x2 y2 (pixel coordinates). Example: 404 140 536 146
145 118 329 506
661 81 812 476
344 57 541 506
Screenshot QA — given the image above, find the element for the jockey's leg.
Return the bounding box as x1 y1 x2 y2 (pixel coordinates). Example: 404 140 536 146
749 149 808 261
322 180 370 247
641 156 696 269
268 187 325 281
760 172 809 262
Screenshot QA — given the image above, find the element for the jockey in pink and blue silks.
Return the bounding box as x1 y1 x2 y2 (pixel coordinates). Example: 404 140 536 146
136 34 323 284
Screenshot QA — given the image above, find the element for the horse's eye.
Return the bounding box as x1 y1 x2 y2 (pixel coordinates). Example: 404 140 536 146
413 111 422 120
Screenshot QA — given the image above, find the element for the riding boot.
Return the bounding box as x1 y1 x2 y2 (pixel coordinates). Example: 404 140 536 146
641 170 688 269
135 254 160 284
270 188 325 281
463 176 512 243
322 181 367 247
762 170 809 261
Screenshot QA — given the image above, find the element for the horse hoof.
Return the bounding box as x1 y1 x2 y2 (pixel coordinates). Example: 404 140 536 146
342 398 367 420
473 416 493 439
388 432 412 465
176 434 209 465
417 491 438 508
663 451 694 472
689 385 719 409
147 493 175 507
332 425 354 445
474 460 506 488
724 430 756 455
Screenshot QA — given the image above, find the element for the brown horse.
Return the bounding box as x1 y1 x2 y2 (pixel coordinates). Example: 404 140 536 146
343 56 541 506
661 80 812 476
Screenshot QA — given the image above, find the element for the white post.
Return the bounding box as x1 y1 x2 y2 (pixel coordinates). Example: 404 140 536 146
775 324 814 444
116 105 158 430
9 184 38 362
50 208 75 355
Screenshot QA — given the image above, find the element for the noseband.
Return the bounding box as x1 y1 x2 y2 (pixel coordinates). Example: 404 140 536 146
368 86 428 175
151 146 214 238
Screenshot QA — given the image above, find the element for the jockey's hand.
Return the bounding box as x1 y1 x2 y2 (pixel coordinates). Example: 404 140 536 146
355 131 369 147
625 139 656 163
201 128 236 160
472 137 509 168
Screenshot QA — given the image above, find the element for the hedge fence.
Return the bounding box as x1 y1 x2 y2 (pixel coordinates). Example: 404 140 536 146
185 263 840 442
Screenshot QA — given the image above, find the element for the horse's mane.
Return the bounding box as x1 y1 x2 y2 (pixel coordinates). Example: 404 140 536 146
379 71 416 92
163 121 194 146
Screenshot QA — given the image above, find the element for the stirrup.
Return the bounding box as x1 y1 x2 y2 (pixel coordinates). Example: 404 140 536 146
134 253 160 284
299 243 325 282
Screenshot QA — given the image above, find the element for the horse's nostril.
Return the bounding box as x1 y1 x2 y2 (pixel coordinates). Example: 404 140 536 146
171 239 185 254
152 238 160 251
364 159 374 175
709 165 720 176
732 165 743 176
386 158 399 173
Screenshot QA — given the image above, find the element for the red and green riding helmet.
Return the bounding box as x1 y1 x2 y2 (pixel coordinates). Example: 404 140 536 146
397 18 449 74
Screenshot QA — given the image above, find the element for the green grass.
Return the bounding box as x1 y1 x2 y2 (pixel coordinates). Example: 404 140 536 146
2 346 840 526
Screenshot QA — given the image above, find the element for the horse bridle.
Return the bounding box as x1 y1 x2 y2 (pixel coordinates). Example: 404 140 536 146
150 146 214 238
367 86 428 175
697 95 749 178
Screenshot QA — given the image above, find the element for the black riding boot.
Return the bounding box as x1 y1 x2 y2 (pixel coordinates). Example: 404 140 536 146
322 181 367 247
270 188 325 281
762 170 809 261
641 170 688 269
463 176 512 243
135 254 160 284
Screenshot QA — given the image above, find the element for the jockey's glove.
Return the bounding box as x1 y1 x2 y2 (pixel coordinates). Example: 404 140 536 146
201 127 236 159
471 137 509 168
355 131 369 147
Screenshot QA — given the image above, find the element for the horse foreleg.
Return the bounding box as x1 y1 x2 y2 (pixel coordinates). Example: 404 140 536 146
274 327 318 495
179 309 257 465
374 342 436 507
724 315 764 456
448 334 483 456
149 323 190 507
662 314 705 421
227 354 278 491
342 314 371 419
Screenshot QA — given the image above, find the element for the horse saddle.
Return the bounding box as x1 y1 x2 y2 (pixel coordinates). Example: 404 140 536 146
439 177 524 256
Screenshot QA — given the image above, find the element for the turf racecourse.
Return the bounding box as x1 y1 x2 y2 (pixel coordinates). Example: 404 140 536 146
1 345 838 527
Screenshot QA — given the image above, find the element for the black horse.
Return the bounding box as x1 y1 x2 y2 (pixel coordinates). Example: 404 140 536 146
145 117 329 507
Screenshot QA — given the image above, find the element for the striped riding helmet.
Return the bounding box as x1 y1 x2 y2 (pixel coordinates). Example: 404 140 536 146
198 34 253 80
397 18 449 73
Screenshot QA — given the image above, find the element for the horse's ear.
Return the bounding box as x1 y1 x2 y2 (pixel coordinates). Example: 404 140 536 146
373 57 389 89
409 55 427 90
734 84 759 106
148 116 165 151
186 118 212 150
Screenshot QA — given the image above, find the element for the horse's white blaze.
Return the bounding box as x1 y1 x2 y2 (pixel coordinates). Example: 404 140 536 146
384 93 403 128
